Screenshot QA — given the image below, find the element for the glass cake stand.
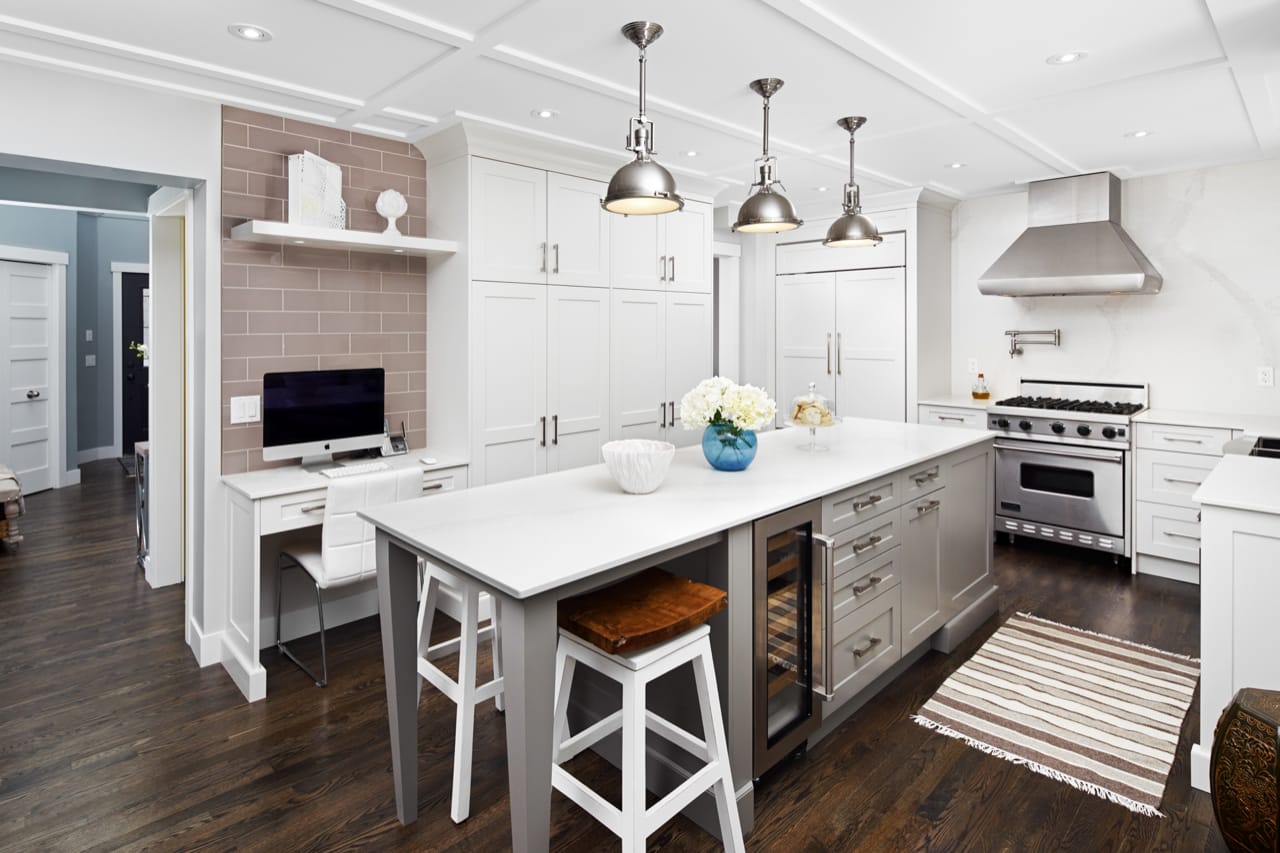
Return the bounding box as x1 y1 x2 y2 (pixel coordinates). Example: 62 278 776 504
787 382 835 452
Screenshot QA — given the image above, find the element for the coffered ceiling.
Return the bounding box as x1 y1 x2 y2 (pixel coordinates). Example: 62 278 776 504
0 0 1275 214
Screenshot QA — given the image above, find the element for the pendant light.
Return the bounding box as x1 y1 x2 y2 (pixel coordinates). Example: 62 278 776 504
601 21 684 216
733 78 803 234
824 116 882 248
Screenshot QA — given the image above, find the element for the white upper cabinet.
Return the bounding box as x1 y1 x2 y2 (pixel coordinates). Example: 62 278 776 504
776 273 838 409
546 285 611 472
610 200 713 294
663 292 714 442
835 268 906 422
471 158 608 286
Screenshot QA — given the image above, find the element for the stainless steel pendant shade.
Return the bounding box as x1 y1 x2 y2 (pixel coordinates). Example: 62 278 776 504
602 21 684 215
734 78 802 234
824 116 882 248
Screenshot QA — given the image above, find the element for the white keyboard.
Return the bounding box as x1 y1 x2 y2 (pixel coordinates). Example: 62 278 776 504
320 460 390 479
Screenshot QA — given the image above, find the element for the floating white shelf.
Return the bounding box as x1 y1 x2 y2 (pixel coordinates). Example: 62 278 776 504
229 220 458 257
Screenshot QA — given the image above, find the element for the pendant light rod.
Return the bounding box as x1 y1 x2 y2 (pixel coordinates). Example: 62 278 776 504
749 78 783 159
837 115 867 213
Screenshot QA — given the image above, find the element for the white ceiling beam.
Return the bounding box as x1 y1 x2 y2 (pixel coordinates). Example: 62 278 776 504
1201 0 1280 151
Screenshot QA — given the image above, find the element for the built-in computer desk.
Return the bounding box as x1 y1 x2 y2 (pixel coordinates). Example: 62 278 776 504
221 452 468 702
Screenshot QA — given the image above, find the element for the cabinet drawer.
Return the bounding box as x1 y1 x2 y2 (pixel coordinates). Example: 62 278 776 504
902 460 946 499
261 488 328 535
1135 449 1215 509
832 546 899 625
918 405 985 430
825 474 900 532
822 584 902 703
1136 422 1233 455
422 466 466 494
1135 501 1202 564
832 507 901 576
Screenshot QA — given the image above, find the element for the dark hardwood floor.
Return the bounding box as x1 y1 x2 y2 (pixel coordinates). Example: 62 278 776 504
0 461 1228 852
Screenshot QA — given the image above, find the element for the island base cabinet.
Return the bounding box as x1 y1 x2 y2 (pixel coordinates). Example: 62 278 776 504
821 583 902 707
939 445 994 614
901 490 945 652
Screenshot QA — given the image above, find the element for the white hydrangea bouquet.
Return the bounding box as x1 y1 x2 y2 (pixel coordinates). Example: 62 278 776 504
680 376 777 435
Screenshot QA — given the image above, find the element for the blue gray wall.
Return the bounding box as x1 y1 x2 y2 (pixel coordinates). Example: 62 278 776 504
0 206 147 468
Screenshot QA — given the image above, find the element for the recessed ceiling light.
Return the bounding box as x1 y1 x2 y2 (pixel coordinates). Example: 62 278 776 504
815 186 829 192
685 150 698 157
1045 51 1086 65
530 108 557 119
1124 130 1153 139
393 249 405 253
945 162 966 169
292 239 305 244
228 23 273 42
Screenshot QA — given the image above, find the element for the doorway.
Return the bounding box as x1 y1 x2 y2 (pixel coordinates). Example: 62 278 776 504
113 265 150 459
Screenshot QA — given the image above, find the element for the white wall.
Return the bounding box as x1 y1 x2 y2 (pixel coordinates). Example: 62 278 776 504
950 158 1280 413
0 61 224 663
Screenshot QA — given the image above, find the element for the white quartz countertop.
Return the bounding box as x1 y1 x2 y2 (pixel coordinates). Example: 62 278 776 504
361 419 992 600
1134 408 1280 436
222 450 469 500
918 394 991 411
1195 454 1280 514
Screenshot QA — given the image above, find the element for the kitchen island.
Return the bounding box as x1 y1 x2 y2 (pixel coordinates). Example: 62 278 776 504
363 418 997 852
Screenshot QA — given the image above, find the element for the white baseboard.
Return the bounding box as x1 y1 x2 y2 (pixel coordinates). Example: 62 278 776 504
77 446 118 464
59 468 81 488
187 618 222 668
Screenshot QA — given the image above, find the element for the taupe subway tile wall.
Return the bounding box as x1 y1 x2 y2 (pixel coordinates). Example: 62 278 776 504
221 106 427 474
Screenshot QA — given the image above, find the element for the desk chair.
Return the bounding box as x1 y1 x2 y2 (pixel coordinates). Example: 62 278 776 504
275 466 423 687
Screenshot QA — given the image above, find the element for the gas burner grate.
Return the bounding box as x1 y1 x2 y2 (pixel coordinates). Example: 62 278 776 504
993 396 1144 416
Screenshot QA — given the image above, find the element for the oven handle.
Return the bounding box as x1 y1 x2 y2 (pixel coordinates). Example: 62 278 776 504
812 532 836 702
993 440 1124 464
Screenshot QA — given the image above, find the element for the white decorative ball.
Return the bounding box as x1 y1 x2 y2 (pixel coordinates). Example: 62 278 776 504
376 189 409 235
601 440 676 494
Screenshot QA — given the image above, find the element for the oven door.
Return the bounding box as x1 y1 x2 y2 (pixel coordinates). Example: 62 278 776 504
994 440 1125 537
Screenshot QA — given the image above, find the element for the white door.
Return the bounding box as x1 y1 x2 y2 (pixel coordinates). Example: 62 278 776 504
610 289 665 440
663 200 713 293
547 173 610 288
775 273 836 422
836 268 906 421
470 282 547 485
609 213 662 291
546 286 610 472
0 261 54 493
664 291 714 447
471 158 547 284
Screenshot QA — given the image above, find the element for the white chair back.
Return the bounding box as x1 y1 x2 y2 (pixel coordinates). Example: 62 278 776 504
320 467 423 586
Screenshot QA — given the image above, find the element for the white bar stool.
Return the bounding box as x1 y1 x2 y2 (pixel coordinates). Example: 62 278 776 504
552 569 744 853
417 564 503 824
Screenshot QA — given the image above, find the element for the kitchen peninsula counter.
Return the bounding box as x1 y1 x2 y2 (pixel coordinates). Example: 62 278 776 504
364 418 997 852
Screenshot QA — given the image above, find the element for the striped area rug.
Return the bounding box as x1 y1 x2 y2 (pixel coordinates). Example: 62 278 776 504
913 612 1200 816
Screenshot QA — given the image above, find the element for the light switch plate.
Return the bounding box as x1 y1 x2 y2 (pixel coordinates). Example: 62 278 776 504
85 329 93 342
85 354 96 367
1259 366 1275 388
230 395 261 424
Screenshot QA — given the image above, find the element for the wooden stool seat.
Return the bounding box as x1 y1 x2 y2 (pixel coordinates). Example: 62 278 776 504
557 568 727 655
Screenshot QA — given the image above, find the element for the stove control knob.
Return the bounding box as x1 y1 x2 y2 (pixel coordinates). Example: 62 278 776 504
1051 422 1066 434
1102 426 1117 439
996 418 1010 428
1077 425 1092 437
1019 420 1033 431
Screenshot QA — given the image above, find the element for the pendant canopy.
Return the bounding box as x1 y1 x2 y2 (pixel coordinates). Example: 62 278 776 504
824 116 882 248
733 78 803 234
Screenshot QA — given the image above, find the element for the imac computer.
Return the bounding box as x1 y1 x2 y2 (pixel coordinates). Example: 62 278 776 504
262 368 385 468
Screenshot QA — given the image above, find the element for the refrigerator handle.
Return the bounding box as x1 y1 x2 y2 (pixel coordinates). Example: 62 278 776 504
812 532 836 701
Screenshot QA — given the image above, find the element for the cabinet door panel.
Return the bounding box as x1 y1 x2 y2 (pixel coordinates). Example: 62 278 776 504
471 282 547 485
665 291 713 447
610 290 665 440
547 173 610 287
547 286 610 472
901 492 944 652
664 201 712 293
775 273 835 423
471 158 547 284
610 213 661 290
939 449 992 617
836 268 905 422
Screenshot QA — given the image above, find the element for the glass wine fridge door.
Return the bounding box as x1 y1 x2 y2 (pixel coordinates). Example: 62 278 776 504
753 500 822 777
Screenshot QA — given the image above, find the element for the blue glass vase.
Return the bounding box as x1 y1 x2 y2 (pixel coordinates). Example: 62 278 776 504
701 423 757 471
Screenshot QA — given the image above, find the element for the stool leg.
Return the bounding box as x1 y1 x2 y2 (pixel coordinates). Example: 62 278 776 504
551 643 576 763
692 642 744 853
450 585 480 823
491 597 504 713
416 573 441 704
314 579 328 688
621 668 647 853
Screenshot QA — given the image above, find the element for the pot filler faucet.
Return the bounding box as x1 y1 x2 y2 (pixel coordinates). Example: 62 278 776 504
1005 329 1061 358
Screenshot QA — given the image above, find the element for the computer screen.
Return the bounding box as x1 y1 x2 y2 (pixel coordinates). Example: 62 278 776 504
261 368 385 464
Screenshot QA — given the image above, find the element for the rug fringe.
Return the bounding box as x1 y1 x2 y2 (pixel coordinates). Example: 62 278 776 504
1014 612 1200 664
911 714 1165 818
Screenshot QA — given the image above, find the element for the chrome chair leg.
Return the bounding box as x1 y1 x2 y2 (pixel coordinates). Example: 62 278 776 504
275 555 327 688
315 578 328 687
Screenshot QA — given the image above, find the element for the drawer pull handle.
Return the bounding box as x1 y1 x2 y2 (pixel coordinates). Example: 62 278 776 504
1164 530 1201 541
852 494 884 511
1161 476 1203 485
1163 436 1204 444
422 483 444 492
852 575 883 596
936 415 964 422
915 499 941 515
852 534 883 555
853 636 883 660
301 503 325 514
912 470 939 485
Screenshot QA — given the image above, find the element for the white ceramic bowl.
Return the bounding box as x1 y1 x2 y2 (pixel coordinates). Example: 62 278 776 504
601 439 676 494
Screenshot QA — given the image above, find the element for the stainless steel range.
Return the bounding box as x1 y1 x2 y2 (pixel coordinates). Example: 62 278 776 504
986 380 1148 560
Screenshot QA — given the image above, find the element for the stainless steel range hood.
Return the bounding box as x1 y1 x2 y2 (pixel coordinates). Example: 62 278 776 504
978 172 1161 296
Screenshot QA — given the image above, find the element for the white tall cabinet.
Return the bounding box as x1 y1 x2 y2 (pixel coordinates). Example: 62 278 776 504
421 125 716 485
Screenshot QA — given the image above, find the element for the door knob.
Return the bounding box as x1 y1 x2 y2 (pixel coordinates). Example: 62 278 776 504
127 373 135 381
26 390 39 399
